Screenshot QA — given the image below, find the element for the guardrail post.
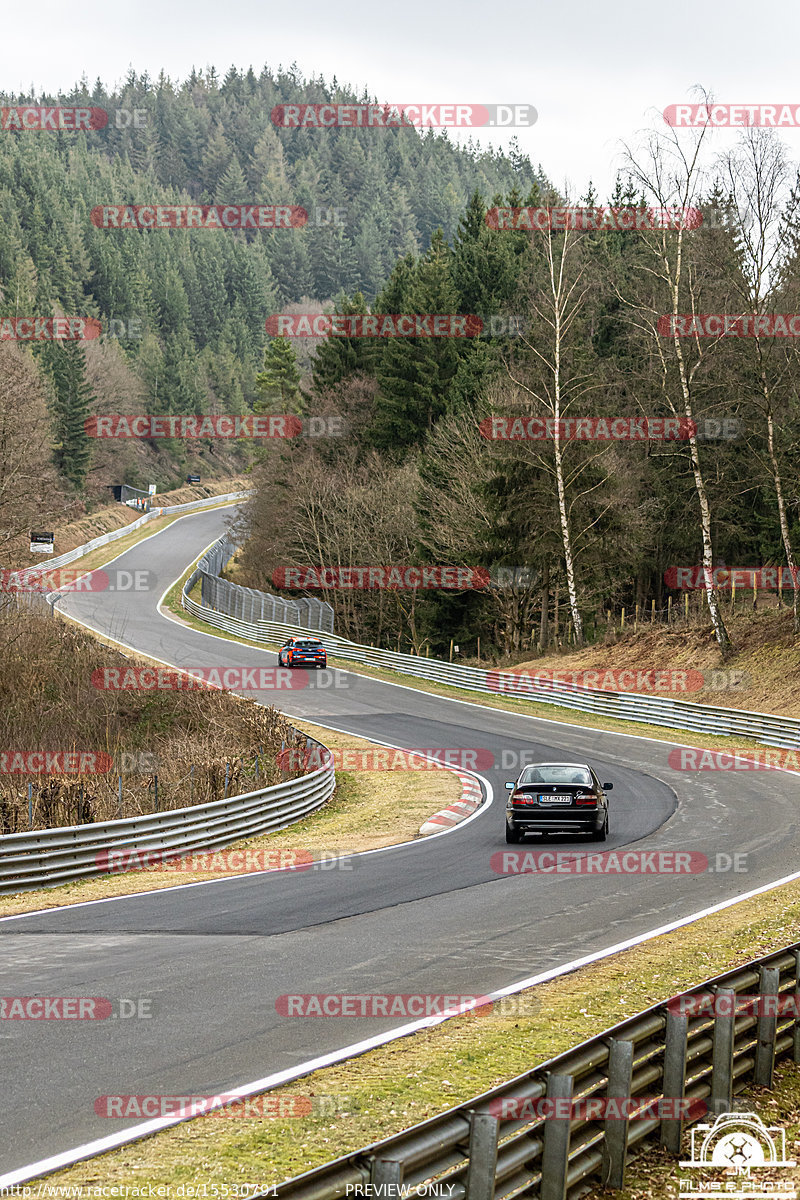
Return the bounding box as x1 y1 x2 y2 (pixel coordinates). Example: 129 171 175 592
755 966 780 1087
540 1072 573 1200
793 951 800 1064
661 1009 688 1154
602 1039 634 1188
370 1157 403 1192
711 988 736 1113
465 1111 499 1200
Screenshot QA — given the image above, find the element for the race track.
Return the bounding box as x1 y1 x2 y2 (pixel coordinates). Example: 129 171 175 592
2 507 795 1177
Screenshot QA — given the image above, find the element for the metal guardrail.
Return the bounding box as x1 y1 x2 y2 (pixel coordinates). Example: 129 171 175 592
192 538 334 632
21 489 251 579
1 491 249 617
183 542 800 752
275 944 800 1199
0 736 335 894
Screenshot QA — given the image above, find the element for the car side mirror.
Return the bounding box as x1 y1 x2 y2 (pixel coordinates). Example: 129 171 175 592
603 782 613 790
505 781 515 790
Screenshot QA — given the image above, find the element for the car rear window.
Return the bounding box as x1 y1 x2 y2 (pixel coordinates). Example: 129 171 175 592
296 640 323 648
519 766 592 787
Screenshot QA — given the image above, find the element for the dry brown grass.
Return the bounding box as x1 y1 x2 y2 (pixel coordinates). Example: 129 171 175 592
0 719 461 915
506 608 800 718
7 477 249 569
0 607 296 833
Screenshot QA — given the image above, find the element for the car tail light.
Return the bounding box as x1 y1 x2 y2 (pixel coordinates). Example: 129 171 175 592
512 792 535 805
575 792 598 807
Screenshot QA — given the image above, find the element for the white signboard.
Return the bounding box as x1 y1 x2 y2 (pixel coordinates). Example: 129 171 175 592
30 532 54 554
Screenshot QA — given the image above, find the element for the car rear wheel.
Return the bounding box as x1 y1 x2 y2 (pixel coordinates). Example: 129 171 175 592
505 824 523 844
590 814 609 842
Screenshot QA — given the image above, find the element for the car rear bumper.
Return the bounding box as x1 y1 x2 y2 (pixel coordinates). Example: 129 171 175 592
507 808 604 833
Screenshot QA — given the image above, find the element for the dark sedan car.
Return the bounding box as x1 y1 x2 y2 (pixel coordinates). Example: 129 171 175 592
504 761 612 843
278 637 328 669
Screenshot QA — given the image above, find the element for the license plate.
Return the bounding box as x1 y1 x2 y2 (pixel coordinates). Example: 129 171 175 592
538 793 572 804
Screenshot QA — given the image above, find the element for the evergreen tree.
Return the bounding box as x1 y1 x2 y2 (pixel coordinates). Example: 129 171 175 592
371 232 462 455
255 337 302 412
42 340 94 489
309 292 374 393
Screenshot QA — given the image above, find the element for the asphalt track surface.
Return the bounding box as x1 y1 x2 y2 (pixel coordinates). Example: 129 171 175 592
1 507 797 1176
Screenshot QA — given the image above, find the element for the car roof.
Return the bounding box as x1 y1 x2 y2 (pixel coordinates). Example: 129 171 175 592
521 762 593 770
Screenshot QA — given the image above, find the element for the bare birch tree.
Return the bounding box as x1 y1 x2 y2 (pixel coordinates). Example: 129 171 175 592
621 110 732 655
720 127 800 632
502 215 614 646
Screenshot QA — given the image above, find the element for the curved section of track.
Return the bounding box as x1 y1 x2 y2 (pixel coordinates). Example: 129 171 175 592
1 508 796 1175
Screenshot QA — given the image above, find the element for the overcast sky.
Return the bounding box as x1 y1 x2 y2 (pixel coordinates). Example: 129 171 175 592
3 0 800 195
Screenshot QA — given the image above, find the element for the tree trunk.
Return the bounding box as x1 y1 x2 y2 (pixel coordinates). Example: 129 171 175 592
539 560 550 650
667 238 731 657
765 404 799 633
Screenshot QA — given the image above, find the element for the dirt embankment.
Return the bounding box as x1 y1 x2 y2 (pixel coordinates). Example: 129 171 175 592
45 477 249 559
0 605 295 833
500 609 800 719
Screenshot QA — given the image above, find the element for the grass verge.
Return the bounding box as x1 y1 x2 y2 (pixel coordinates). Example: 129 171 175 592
37 870 800 1190
0 719 461 918
28 548 800 1190
53 493 245 581
585 1059 800 1197
162 586 776 760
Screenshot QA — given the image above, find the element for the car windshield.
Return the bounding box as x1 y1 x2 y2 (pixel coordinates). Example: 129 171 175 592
519 765 592 787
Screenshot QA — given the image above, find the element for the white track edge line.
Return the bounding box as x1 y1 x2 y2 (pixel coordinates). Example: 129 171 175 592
6 864 800 1186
